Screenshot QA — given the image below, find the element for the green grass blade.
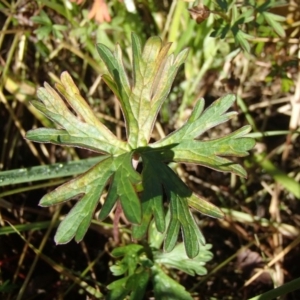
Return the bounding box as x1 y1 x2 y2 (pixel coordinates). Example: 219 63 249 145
0 156 107 186
248 277 300 300
254 153 300 199
0 221 58 235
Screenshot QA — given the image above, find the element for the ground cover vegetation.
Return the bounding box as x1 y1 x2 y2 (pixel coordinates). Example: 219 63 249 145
0 0 300 299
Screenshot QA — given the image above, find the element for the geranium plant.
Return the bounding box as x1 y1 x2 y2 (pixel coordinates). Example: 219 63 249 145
25 33 255 298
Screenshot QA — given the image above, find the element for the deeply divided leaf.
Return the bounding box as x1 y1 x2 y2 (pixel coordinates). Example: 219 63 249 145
26 33 255 258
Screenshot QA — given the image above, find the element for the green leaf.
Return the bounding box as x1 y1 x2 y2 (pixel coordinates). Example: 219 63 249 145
155 95 237 143
125 271 150 300
107 271 150 300
131 154 165 239
106 277 130 300
167 126 254 177
187 193 224 218
28 74 128 154
108 244 150 300
148 217 168 250
165 187 206 258
281 77 294 92
151 264 193 300
98 153 142 224
47 157 115 244
262 12 286 37
52 24 68 32
154 243 213 276
34 26 53 40
133 153 208 258
233 29 252 53
150 95 255 177
112 244 145 275
210 23 230 39
215 0 228 11
31 10 52 25
238 7 255 23
97 33 188 148
256 0 286 11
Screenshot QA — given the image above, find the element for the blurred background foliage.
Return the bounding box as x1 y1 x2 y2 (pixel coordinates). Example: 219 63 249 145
0 0 300 299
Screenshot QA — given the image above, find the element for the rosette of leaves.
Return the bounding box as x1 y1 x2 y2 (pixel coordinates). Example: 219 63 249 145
26 33 255 258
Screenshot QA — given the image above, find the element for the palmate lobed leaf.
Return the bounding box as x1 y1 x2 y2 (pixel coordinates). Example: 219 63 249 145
154 243 213 276
132 154 210 258
156 95 238 142
97 34 189 148
39 153 141 244
152 125 254 177
26 72 129 155
26 33 255 257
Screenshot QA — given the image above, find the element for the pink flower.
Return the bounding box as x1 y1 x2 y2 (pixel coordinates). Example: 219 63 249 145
70 0 111 23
